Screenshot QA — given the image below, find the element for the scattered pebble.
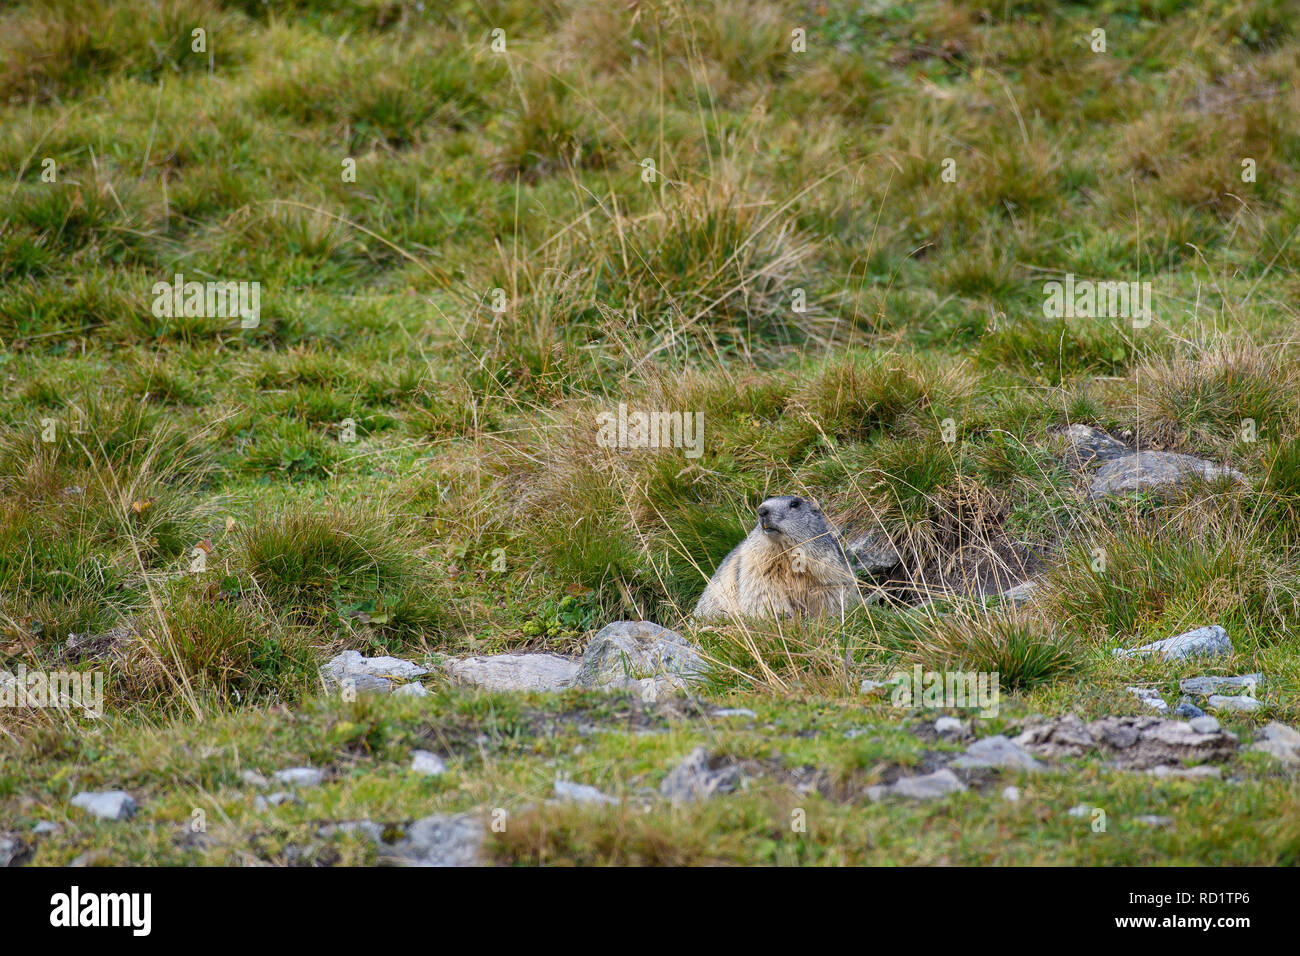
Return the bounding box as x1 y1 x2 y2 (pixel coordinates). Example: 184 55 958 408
70 790 136 821
410 751 446 776
273 767 324 788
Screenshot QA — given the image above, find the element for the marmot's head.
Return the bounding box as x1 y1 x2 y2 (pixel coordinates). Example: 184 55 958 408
755 495 829 546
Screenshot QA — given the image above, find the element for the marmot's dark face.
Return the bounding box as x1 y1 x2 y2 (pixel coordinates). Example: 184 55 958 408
755 495 825 544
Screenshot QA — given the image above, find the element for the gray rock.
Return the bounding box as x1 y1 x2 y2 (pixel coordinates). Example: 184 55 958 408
1127 686 1168 712
445 653 578 692
321 650 428 695
1180 674 1263 696
410 751 446 776
1189 716 1221 735
1114 625 1232 661
575 621 705 692
1001 786 1021 802
1146 764 1222 780
553 780 619 805
394 682 429 698
240 769 269 788
1250 722 1300 764
868 768 966 802
70 790 136 821
1089 451 1244 498
999 580 1041 607
381 814 483 866
1015 714 1237 769
32 821 60 835
846 531 903 575
1173 698 1205 719
711 708 757 719
951 735 1044 772
860 679 890 696
255 792 299 809
1207 694 1263 713
0 833 25 867
1136 815 1172 827
1067 804 1094 818
273 767 324 788
1052 424 1131 468
658 747 742 804
935 716 967 736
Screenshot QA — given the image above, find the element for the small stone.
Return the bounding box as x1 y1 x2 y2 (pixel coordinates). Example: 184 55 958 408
1172 698 1205 719
1146 765 1222 780
658 747 742 804
1127 686 1168 712
1067 804 1093 818
1189 716 1221 735
273 767 324 788
70 790 136 821
1250 722 1300 764
1052 424 1131 468
860 679 890 696
711 708 757 719
240 769 269 788
952 735 1044 772
934 716 966 736
575 621 705 692
1180 674 1263 697
381 814 482 866
321 650 428 696
867 769 966 802
553 780 619 805
410 751 446 776
1001 786 1021 802
394 682 429 698
255 791 299 810
1207 695 1263 713
999 580 1041 607
846 531 903 575
1114 625 1232 662
32 821 60 835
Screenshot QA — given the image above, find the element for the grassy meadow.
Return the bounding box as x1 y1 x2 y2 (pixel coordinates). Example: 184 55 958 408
1 0 1299 865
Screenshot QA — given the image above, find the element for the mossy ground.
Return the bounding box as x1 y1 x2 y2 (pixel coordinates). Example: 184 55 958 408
2 0 1299 864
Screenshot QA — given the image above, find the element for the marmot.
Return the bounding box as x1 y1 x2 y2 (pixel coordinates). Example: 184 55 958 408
693 495 869 621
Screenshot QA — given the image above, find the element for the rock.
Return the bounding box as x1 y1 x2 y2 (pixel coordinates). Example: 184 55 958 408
32 821 60 835
1250 722 1300 764
1180 674 1263 696
1136 815 1172 827
1001 786 1021 802
1052 424 1131 468
1015 714 1237 769
934 716 967 736
575 621 705 692
1189 716 1221 735
1207 695 1263 713
1172 698 1205 719
273 767 324 788
382 814 483 866
1114 625 1232 661
1 833 28 867
321 650 428 695
395 682 429 698
1146 765 1222 780
711 708 757 719
951 735 1044 772
999 580 1041 607
658 747 742 804
410 751 446 776
553 780 619 805
1089 451 1244 498
1127 686 1168 712
846 531 903 575
70 790 136 821
1067 804 1093 818
860 679 890 696
254 792 298 809
445 653 578 692
240 770 269 788
868 769 966 802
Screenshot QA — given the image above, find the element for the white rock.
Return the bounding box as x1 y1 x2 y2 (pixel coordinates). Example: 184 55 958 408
1189 716 1221 735
1127 686 1169 712
860 679 890 696
935 717 966 736
70 791 136 821
711 708 757 718
1114 625 1232 662
1251 722 1300 764
411 750 446 776
575 621 705 691
952 735 1045 772
1001 786 1021 802
240 769 269 788
867 769 966 802
553 780 620 805
445 653 579 692
394 682 429 698
1146 765 1222 780
1207 695 1263 713
273 767 324 787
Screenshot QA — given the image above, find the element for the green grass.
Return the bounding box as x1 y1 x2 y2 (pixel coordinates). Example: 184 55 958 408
1 0 1299 865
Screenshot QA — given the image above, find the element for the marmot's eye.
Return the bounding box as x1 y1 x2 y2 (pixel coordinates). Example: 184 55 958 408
789 500 800 509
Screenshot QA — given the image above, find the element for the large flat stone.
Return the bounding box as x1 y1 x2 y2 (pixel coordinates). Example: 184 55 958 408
1089 451 1244 498
445 653 578 692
